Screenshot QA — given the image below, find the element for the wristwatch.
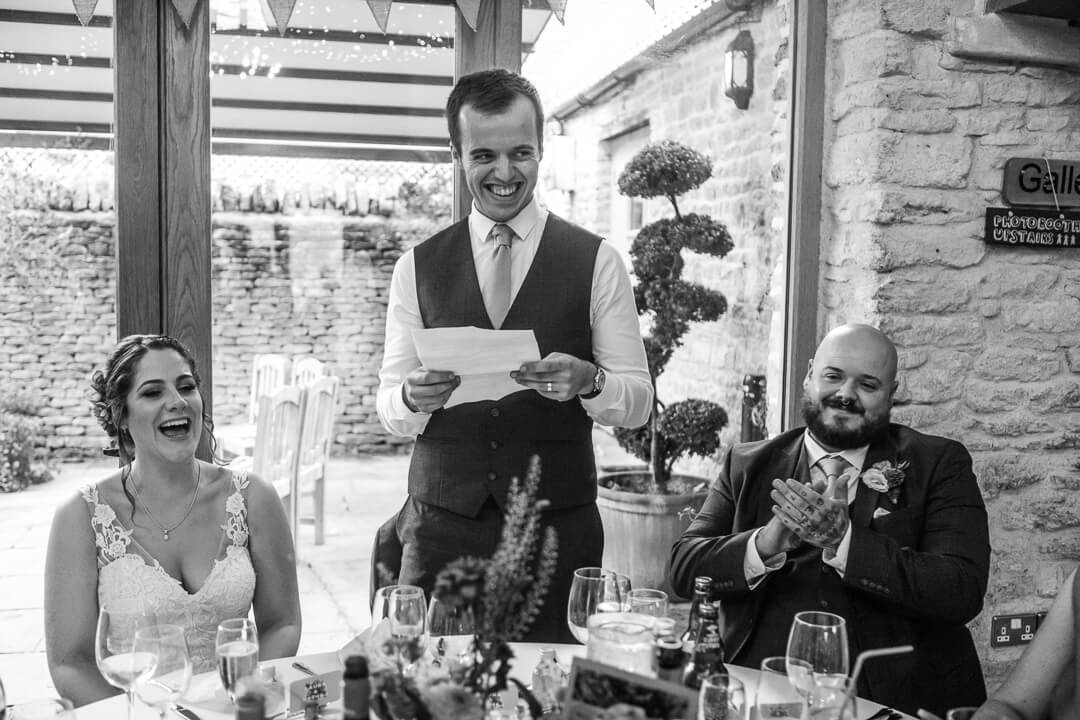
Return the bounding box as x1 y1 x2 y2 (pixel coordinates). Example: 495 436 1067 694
579 365 606 400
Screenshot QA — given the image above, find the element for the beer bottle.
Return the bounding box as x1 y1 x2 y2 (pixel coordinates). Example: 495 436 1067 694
680 576 713 653
343 654 371 720
682 601 726 690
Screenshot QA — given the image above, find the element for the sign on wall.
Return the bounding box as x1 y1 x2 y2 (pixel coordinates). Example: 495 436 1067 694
985 207 1080 248
1003 158 1080 208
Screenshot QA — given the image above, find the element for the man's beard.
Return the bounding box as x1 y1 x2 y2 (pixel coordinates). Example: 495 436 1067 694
801 393 890 449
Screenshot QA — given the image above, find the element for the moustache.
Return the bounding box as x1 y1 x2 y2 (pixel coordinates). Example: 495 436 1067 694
823 396 864 414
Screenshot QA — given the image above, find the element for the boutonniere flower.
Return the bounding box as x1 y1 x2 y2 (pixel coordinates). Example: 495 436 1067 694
861 459 908 504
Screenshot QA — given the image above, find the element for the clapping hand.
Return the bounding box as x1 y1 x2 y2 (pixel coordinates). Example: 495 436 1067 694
770 470 853 551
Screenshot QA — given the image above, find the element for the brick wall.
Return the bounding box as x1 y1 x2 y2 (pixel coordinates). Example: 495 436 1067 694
552 0 792 475
0 210 437 459
823 0 1080 684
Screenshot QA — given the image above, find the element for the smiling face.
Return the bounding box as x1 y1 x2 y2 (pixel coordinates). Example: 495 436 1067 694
801 325 898 451
122 348 203 463
454 94 541 223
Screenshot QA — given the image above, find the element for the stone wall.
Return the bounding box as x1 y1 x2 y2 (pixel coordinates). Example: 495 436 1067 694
822 0 1080 685
551 0 792 475
0 209 438 459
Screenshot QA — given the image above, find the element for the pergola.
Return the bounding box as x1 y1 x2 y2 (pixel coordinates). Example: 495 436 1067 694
0 0 833 431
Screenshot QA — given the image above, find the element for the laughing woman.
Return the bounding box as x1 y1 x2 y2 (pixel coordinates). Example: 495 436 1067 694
44 334 300 707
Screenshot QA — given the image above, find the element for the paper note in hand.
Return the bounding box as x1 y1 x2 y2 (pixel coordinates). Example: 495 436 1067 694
411 326 541 407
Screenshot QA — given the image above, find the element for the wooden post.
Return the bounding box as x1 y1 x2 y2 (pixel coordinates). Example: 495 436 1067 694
452 0 523 221
782 0 827 431
114 0 214 450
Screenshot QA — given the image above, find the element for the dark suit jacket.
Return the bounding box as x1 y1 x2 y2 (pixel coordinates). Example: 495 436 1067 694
670 424 990 716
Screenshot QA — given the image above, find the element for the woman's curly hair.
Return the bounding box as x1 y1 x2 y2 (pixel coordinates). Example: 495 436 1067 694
89 334 218 463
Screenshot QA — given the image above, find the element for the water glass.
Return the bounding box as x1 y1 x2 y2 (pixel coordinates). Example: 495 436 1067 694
586 612 655 676
95 606 158 720
427 595 475 666
372 584 405 623
698 674 745 720
215 618 259 702
805 677 855 720
566 567 631 644
134 624 192 719
785 611 849 697
7 699 75 719
627 588 669 618
389 586 428 665
755 657 804 720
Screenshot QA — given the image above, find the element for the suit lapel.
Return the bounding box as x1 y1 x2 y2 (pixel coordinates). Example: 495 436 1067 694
851 432 900 527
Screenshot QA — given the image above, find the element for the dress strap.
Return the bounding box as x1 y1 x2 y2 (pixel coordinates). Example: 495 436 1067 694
222 469 251 548
81 484 134 568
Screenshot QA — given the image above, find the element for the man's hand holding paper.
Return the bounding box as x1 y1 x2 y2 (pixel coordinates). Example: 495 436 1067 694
410 327 542 408
511 351 597 402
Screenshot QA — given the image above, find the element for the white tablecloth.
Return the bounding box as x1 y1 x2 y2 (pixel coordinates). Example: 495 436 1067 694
74 643 911 720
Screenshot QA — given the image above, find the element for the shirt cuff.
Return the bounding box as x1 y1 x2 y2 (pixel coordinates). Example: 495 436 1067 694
744 528 787 589
822 524 853 576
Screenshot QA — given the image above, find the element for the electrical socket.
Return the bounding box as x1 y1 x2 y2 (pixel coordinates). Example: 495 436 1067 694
991 613 1038 647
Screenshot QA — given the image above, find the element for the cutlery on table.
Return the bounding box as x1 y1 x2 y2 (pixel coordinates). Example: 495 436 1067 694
172 704 202 720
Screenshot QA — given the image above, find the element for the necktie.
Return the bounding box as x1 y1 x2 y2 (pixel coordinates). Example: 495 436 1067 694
486 223 514 329
817 455 852 501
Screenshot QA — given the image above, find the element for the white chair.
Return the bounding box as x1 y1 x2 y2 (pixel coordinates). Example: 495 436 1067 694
296 375 339 547
250 385 304 553
249 353 292 423
291 356 327 387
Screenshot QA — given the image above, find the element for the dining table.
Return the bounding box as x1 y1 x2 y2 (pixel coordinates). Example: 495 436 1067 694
74 642 915 720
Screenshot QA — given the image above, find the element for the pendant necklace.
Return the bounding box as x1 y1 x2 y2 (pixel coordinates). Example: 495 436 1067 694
131 463 202 541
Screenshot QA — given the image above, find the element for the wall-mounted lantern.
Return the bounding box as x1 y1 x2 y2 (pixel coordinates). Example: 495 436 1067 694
724 29 755 110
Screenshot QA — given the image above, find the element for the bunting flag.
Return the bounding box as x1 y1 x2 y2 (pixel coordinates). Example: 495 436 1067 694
455 0 482 31
72 0 98 26
365 0 393 33
548 0 568 24
265 0 297 36
170 0 200 29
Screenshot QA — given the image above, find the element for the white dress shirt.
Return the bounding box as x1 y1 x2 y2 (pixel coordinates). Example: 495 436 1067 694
376 196 653 438
743 431 868 586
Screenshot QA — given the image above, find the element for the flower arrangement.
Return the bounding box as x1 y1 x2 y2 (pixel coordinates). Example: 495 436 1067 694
860 459 908 504
370 456 559 720
610 140 733 492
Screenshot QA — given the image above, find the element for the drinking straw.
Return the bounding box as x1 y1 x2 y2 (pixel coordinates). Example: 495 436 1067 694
842 644 914 711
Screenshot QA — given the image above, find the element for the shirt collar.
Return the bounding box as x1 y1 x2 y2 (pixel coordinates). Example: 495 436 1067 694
470 195 542 243
802 430 869 473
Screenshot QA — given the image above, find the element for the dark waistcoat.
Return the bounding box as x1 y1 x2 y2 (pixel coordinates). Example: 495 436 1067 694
410 214 601 517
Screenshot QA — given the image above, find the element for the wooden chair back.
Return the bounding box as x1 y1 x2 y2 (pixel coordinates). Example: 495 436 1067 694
291 356 327 387
251 385 304 533
249 353 292 423
296 375 339 546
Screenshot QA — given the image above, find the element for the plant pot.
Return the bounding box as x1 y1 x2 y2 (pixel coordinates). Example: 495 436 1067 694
596 472 709 601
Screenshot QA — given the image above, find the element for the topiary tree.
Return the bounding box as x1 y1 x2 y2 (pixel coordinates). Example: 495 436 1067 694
613 140 733 488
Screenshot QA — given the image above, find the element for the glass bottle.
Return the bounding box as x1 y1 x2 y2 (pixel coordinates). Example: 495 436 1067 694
682 602 726 690
531 647 567 715
680 575 713 653
343 655 371 720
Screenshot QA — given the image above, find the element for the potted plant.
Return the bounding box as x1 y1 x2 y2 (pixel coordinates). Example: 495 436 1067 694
597 139 733 596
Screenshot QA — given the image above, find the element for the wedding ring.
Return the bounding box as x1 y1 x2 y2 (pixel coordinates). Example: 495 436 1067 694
546 382 553 392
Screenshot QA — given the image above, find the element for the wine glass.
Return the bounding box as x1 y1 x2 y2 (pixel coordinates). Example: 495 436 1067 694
427 596 475 667
134 624 192 719
804 677 856 720
566 567 631 644
785 611 849 701
388 586 428 668
95 607 158 720
372 584 404 624
627 588 669 618
215 618 259 702
755 657 805 720
698 674 746 720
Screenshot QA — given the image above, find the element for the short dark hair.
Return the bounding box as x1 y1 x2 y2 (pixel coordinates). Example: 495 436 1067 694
446 68 544 156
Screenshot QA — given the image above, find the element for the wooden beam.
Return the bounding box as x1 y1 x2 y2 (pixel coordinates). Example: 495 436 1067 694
782 0 827 431
452 0 523 220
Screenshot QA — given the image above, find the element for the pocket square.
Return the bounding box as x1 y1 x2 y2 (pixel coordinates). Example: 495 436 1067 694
873 507 892 519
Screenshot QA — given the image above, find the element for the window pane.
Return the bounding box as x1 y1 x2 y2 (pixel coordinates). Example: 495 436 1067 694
0 0 116 700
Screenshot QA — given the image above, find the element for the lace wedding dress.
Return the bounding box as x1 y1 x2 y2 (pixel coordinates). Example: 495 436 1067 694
82 469 257 672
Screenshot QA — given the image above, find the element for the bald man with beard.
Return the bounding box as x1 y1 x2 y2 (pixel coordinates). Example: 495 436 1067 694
671 324 990 716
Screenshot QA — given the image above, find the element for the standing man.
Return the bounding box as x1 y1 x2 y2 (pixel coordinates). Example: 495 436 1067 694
377 69 652 642
670 324 990 716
